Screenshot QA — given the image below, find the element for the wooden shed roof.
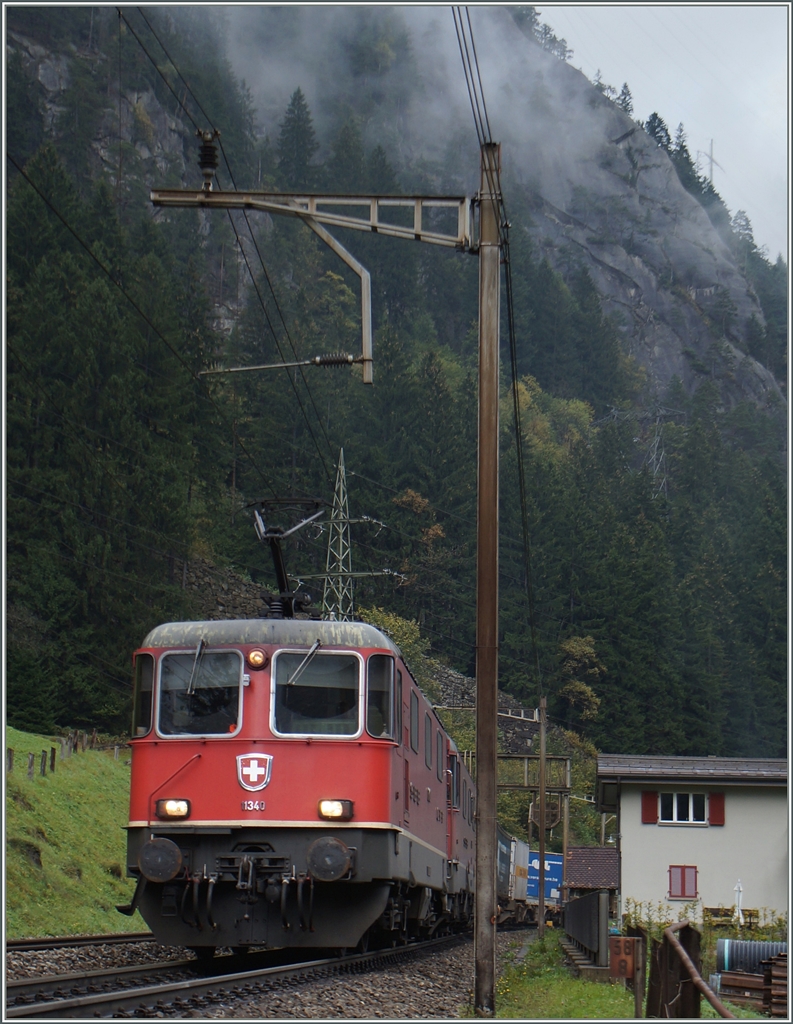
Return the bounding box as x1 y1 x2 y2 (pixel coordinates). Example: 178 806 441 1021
565 846 619 889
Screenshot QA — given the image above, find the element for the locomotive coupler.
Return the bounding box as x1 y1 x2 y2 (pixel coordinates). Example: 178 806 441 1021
236 856 256 893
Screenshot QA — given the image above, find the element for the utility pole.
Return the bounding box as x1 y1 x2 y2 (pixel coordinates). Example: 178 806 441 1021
538 695 547 939
474 141 501 1018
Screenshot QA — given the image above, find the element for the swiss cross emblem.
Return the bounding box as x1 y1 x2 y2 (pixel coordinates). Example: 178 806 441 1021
236 753 273 792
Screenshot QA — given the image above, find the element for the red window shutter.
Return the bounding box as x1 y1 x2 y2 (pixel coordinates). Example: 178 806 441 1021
669 865 683 898
684 866 698 898
641 791 658 823
709 792 725 825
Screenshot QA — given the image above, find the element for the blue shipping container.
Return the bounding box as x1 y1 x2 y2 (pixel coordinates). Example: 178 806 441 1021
526 852 564 903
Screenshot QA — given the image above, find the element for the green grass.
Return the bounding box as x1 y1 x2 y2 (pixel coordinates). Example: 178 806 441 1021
4 726 145 938
476 931 635 1019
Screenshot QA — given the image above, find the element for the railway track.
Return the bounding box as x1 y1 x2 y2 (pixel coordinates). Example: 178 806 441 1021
6 935 465 1019
6 932 153 953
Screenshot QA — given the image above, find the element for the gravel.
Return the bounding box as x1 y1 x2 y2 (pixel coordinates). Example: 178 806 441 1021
7 931 532 1018
6 939 191 980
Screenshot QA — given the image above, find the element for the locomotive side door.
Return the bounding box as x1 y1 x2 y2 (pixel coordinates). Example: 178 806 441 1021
399 671 410 826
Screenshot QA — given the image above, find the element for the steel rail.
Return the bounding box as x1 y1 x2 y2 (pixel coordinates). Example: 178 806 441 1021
6 931 153 952
6 935 465 1019
663 921 737 1019
6 955 200 1005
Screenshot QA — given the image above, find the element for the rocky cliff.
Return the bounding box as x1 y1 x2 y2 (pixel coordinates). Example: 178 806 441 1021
8 10 786 417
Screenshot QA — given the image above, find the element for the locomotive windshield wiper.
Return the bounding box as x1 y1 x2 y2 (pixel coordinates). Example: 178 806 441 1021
186 638 207 696
286 640 322 686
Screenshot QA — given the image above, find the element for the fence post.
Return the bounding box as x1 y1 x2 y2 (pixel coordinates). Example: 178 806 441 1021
91 728 97 749
81 731 87 752
28 753 35 779
59 737 65 760
633 935 645 1018
114 746 119 760
40 750 47 776
7 748 14 773
50 747 56 773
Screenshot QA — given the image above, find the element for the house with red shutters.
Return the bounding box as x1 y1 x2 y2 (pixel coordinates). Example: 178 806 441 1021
596 755 787 921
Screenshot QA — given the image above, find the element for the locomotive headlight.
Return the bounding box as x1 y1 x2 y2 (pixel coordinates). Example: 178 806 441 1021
318 799 354 821
155 798 191 819
247 648 268 669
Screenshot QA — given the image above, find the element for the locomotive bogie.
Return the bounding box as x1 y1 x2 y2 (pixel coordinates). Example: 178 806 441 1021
123 619 476 950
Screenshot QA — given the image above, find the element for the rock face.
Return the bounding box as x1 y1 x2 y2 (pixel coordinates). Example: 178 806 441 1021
181 557 269 621
428 9 785 412
8 13 785 415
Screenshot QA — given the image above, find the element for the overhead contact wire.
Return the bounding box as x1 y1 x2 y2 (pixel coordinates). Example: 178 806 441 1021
132 7 336 480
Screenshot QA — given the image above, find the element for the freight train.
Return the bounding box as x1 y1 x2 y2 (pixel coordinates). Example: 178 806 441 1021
119 618 476 953
497 824 564 926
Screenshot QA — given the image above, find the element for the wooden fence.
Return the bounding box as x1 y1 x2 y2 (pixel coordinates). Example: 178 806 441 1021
6 731 128 778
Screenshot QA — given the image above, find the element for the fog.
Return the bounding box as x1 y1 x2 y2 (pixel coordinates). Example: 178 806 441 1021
224 6 622 196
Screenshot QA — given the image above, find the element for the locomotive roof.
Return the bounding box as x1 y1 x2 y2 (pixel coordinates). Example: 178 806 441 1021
141 618 401 655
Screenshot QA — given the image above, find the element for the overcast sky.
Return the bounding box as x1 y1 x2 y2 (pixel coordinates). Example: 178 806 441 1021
531 3 789 262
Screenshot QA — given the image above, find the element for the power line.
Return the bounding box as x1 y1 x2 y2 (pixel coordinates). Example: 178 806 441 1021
452 7 544 693
127 7 335 482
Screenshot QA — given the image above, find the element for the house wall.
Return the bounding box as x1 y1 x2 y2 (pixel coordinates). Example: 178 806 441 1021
619 785 788 918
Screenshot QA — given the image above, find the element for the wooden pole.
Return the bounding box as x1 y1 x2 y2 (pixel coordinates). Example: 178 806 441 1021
634 936 645 1018
474 140 501 1018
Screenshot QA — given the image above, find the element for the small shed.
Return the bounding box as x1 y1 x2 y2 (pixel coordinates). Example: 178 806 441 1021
565 846 619 915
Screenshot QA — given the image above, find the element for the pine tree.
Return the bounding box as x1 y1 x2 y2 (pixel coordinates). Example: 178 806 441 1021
644 112 671 150
616 83 633 115
277 87 319 192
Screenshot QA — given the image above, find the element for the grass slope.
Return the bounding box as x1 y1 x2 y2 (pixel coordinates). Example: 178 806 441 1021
5 726 144 938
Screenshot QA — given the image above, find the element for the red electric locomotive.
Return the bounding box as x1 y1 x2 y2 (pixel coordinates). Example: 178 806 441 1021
120 617 476 952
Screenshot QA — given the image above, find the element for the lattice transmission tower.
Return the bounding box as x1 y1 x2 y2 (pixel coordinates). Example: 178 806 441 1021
323 449 354 620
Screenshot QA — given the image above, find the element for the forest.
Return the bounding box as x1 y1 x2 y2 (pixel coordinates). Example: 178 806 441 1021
5 6 787 759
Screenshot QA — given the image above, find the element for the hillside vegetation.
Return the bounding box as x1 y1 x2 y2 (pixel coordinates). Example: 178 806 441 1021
5 726 142 938
5 6 787 759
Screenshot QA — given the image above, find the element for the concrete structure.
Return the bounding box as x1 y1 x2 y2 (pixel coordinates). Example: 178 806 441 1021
597 756 787 921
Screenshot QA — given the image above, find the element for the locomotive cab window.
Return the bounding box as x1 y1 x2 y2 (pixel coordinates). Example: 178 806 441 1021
273 651 360 736
158 649 241 736
132 653 154 736
367 654 395 738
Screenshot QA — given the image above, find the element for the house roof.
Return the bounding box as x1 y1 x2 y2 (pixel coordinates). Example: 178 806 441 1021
597 755 787 786
565 846 619 889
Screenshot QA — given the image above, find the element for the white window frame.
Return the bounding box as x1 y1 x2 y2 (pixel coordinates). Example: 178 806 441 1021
659 791 707 825
270 648 364 739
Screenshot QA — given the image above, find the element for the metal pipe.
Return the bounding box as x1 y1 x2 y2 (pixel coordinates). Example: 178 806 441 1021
281 878 290 930
664 921 736 1019
206 876 217 931
474 140 501 1018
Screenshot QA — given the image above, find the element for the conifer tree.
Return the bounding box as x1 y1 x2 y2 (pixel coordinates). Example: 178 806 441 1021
616 83 633 115
277 87 319 191
644 112 671 150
